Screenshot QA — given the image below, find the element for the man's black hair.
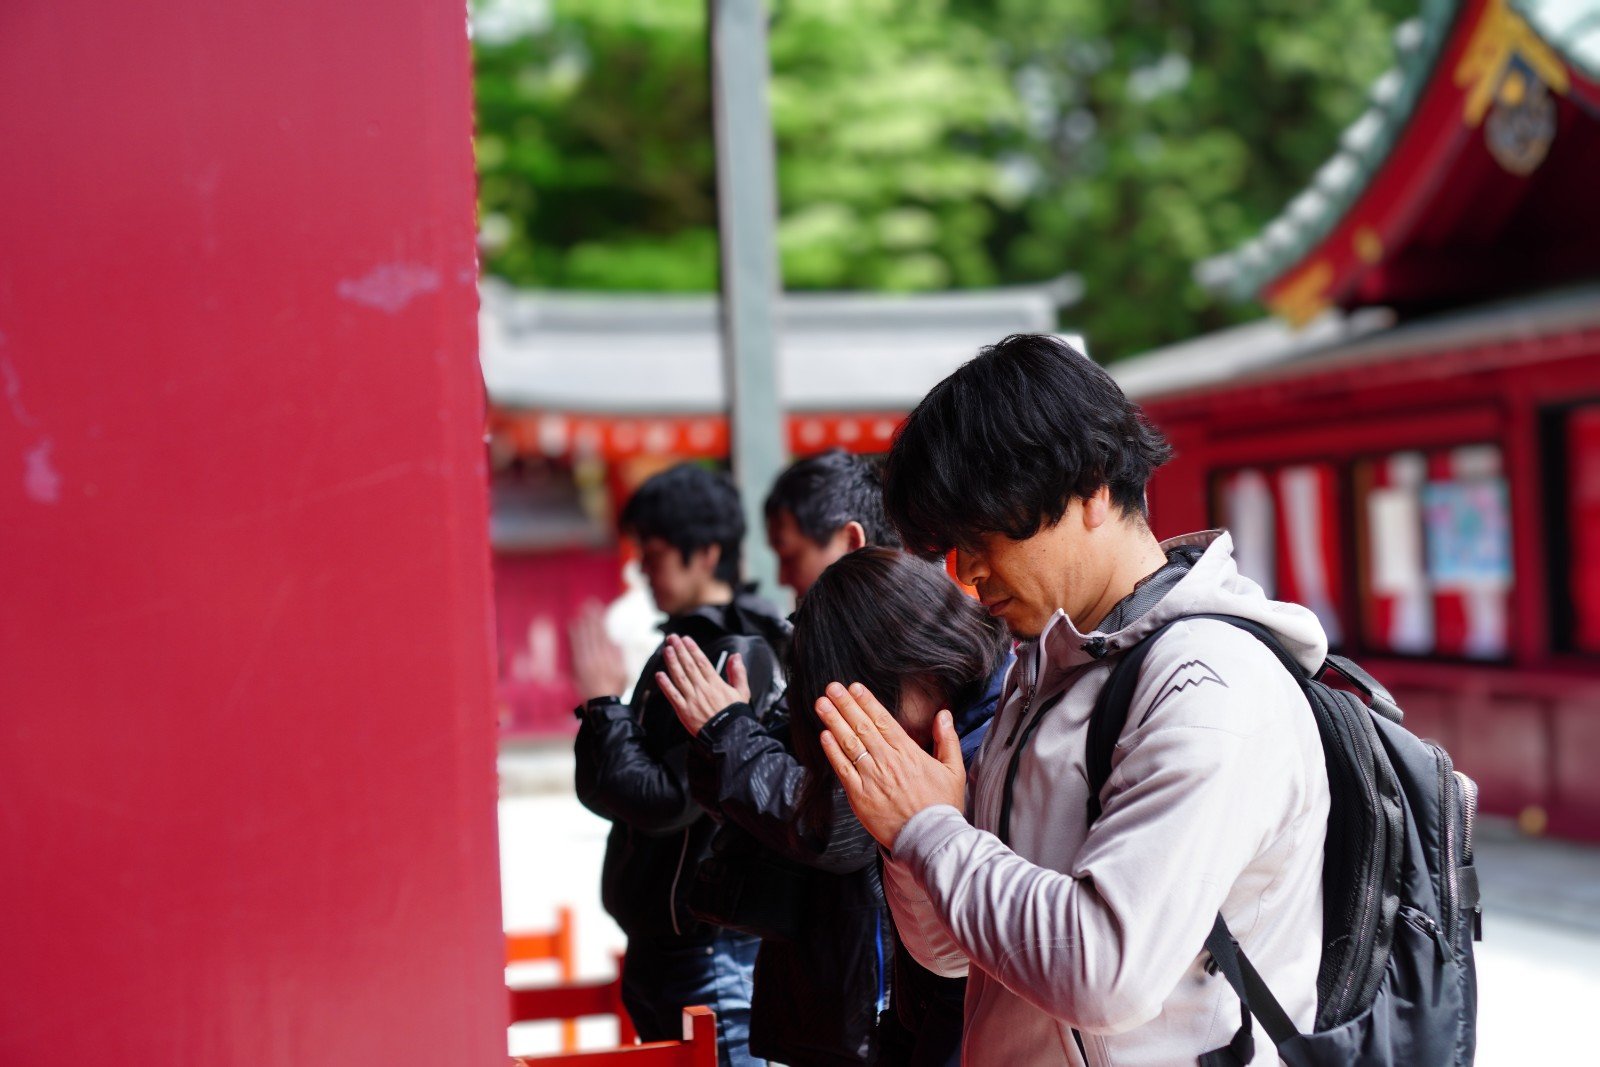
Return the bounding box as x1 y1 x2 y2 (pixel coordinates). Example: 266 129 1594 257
884 333 1172 556
763 449 901 549
620 463 745 585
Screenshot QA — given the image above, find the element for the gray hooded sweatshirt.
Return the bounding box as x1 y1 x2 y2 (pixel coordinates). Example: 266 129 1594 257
884 531 1330 1066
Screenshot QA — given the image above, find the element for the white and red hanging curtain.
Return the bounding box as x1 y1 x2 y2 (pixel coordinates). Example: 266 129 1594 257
1218 464 1345 646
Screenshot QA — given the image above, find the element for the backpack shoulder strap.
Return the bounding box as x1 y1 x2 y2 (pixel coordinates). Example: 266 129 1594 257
1086 613 1311 1065
1085 613 1308 825
1203 915 1307 1062
1084 617 1179 825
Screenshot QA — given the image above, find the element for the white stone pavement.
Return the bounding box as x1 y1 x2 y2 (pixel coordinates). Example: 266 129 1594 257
500 746 1600 1062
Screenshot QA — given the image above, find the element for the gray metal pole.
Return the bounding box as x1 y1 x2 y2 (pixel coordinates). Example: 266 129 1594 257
709 0 786 599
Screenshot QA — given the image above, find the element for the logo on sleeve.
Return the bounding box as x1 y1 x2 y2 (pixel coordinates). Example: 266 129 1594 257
1143 660 1228 721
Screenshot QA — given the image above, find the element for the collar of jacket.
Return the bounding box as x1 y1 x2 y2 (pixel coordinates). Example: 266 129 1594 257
1017 529 1235 706
660 584 792 649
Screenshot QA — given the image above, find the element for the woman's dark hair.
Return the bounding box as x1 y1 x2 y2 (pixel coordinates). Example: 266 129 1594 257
763 448 901 549
788 547 1006 830
883 333 1173 556
619 463 744 585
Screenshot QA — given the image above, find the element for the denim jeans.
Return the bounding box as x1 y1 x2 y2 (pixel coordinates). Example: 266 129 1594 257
620 929 762 1067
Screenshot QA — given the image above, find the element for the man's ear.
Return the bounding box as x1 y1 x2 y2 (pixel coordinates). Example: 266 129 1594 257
692 542 722 578
1082 486 1113 531
841 520 867 552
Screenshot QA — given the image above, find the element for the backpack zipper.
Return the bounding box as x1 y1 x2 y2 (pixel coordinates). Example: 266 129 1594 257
1326 692 1391 1023
1455 771 1478 862
1436 746 1460 944
1455 770 1481 941
1401 904 1448 953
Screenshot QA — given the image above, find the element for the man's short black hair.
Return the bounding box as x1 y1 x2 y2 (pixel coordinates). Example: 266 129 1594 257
763 449 901 549
884 333 1172 556
620 463 745 585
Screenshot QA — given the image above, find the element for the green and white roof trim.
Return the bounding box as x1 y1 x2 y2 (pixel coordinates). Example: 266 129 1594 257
1196 0 1464 304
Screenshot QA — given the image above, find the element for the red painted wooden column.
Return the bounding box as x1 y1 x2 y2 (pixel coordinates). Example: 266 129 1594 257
0 2 503 1064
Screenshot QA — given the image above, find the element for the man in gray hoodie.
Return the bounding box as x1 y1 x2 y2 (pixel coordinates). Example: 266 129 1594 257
814 334 1330 1066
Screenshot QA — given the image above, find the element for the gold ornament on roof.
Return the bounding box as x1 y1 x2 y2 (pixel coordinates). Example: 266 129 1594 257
1454 0 1569 129
1353 226 1385 265
1486 65 1557 176
1268 260 1335 328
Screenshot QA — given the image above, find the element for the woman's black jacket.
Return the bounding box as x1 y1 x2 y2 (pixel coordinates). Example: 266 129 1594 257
877 652 1011 1066
688 703 891 1067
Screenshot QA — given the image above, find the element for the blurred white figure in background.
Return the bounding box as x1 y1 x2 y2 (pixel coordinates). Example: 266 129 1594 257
570 558 666 705
605 559 665 703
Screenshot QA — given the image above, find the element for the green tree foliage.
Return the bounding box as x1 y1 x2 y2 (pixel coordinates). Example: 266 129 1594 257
955 0 1414 355
474 0 1022 293
473 0 1413 355
474 3 720 289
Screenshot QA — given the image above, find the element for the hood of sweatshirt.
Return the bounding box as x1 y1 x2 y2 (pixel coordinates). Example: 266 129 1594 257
1016 530 1328 711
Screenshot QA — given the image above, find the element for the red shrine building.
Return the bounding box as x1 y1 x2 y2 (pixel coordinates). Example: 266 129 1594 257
1119 0 1600 840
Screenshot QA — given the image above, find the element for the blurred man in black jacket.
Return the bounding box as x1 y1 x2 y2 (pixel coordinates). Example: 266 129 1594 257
763 448 900 601
572 464 788 1067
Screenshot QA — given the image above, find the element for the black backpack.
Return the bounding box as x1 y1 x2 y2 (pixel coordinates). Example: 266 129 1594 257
1088 614 1481 1067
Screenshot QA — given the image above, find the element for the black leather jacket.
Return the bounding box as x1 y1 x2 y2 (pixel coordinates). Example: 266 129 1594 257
685 652 1013 1065
574 589 790 940
689 704 890 1066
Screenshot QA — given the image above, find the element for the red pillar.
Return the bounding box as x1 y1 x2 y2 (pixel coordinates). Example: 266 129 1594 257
0 2 503 1063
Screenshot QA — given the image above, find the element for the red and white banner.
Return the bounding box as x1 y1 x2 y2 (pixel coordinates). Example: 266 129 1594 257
1219 464 1345 646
